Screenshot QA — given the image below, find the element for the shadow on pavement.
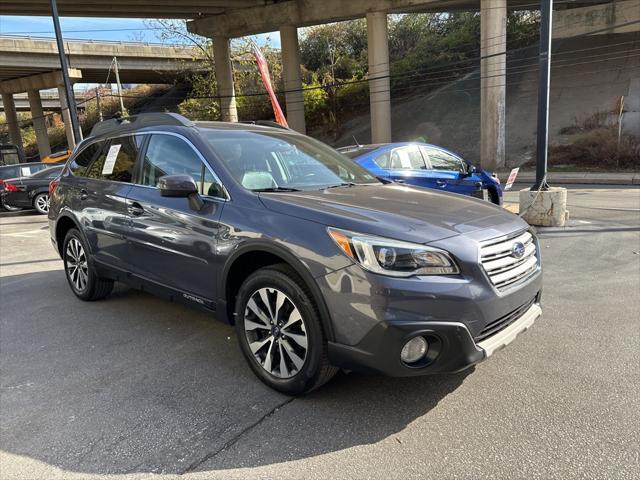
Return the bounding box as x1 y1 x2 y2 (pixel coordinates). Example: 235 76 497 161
0 269 471 476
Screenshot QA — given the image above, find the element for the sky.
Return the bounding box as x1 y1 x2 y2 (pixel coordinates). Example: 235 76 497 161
0 16 279 46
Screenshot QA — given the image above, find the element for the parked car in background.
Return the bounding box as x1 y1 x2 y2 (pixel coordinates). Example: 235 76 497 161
339 143 503 205
49 113 541 395
42 149 72 164
0 162 52 211
0 143 24 166
1 165 63 214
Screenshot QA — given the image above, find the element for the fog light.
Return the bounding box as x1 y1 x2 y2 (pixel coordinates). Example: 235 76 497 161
400 336 428 364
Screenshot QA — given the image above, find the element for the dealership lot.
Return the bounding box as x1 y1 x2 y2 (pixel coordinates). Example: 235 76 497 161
1 186 638 480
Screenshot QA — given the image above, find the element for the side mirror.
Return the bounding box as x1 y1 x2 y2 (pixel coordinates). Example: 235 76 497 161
464 164 476 176
158 174 198 197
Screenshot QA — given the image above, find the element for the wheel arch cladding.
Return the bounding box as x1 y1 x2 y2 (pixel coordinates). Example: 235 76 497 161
55 215 79 257
222 244 336 342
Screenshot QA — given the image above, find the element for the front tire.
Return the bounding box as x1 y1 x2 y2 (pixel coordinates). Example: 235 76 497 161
33 193 50 214
63 228 113 301
235 264 337 395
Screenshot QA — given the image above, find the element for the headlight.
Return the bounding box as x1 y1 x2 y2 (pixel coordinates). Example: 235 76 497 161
328 227 459 277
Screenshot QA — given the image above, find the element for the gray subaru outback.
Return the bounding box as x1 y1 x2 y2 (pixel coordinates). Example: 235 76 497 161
49 113 542 394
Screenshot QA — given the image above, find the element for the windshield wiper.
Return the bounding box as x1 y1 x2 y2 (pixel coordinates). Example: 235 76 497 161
253 187 302 192
322 182 356 190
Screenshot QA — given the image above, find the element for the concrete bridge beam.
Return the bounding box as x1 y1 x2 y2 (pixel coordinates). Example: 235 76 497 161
367 11 392 144
27 89 51 159
213 37 238 122
57 85 77 149
1 93 23 156
0 69 82 95
280 25 306 133
480 0 507 171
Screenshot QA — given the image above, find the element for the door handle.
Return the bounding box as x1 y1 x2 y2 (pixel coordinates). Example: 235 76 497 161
436 180 447 186
80 188 88 200
127 202 144 216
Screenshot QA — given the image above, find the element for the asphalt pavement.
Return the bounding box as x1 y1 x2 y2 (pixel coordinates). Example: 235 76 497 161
1 185 638 480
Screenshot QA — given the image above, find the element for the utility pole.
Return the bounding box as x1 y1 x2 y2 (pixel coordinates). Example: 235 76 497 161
95 87 103 122
113 56 127 116
533 0 553 190
49 0 81 144
521 0 567 228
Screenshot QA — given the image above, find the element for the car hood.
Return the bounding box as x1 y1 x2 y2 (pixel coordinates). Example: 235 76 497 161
259 184 527 244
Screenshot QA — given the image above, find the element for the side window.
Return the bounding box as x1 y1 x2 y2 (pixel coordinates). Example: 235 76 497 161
141 134 224 198
373 152 390 169
406 146 426 170
390 146 426 170
104 136 139 183
86 136 139 183
85 141 109 179
423 147 465 173
69 142 102 177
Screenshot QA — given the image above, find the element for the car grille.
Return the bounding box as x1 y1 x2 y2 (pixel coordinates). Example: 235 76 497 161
474 296 537 342
480 230 539 291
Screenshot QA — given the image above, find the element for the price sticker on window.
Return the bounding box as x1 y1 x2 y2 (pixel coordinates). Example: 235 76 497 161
102 144 121 175
20 167 31 176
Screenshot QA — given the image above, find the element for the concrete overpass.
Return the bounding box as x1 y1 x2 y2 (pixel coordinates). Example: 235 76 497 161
4 91 90 112
0 37 201 158
0 36 201 84
2 0 637 167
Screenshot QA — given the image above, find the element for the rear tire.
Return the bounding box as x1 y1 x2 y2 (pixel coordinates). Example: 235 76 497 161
33 193 50 214
235 264 337 395
63 228 113 301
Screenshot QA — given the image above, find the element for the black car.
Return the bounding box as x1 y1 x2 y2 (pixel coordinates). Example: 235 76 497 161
0 162 52 211
49 113 542 394
1 166 63 214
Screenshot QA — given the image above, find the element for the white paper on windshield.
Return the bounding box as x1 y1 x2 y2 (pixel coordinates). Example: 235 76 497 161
20 167 31 176
102 144 121 175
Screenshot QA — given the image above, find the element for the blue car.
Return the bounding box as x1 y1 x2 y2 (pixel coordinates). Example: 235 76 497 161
339 143 503 205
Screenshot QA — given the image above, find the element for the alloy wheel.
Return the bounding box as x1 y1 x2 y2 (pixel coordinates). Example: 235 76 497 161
35 194 50 213
66 238 89 292
243 287 308 379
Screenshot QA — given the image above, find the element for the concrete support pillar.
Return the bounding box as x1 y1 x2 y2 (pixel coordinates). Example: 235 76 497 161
1 93 23 156
27 89 51 159
366 11 392 144
213 36 238 122
480 0 507 171
57 84 76 149
280 25 306 133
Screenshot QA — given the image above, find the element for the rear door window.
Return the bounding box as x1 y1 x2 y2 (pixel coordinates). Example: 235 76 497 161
86 136 139 183
390 146 426 170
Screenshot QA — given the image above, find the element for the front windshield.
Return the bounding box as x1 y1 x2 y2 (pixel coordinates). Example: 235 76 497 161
200 129 380 191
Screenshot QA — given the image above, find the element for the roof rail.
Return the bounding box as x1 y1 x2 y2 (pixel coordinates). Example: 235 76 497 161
240 120 291 131
89 112 194 138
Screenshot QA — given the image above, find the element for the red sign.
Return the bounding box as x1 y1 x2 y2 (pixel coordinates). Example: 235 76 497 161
504 167 520 191
250 42 289 128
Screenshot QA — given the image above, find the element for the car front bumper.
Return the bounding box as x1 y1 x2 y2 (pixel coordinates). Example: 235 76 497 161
319 248 542 376
327 299 541 377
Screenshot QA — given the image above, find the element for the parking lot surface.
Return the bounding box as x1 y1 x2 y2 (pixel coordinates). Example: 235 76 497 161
1 186 639 480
